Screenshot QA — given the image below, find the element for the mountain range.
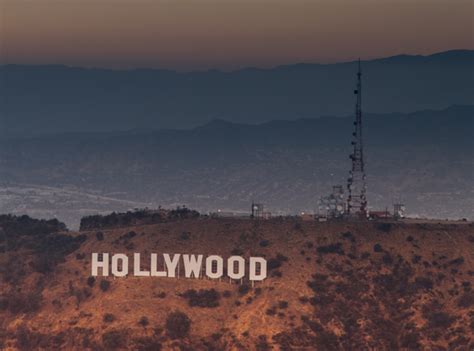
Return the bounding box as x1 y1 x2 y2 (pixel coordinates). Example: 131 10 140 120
0 50 473 136
0 105 472 228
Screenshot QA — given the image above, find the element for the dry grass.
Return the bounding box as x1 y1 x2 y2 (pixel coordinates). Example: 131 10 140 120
0 217 473 349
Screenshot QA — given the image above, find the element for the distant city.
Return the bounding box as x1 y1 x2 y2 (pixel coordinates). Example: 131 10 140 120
0 51 472 228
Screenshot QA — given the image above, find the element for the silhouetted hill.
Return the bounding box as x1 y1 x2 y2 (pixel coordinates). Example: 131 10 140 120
0 105 472 228
0 50 472 136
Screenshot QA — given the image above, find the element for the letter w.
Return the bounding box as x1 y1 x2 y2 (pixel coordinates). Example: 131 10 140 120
182 254 203 278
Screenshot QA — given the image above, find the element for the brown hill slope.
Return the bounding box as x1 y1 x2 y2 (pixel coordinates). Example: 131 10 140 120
1 217 473 350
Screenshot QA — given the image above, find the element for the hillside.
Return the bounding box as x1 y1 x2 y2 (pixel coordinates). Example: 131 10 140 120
1 215 473 350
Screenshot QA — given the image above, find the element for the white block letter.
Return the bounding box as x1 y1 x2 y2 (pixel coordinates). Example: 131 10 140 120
111 254 129 277
134 253 150 277
151 253 167 277
164 254 180 278
183 254 203 278
92 253 109 276
227 256 245 280
206 255 223 279
249 257 267 281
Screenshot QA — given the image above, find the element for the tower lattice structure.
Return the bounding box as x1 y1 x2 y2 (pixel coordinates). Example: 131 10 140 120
347 60 368 217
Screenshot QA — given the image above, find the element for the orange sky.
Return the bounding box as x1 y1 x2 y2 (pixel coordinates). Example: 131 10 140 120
0 0 472 70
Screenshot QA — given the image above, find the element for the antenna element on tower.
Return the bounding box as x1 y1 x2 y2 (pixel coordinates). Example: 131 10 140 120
347 59 368 218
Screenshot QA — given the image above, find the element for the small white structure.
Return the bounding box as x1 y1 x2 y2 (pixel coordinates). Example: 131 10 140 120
393 203 406 219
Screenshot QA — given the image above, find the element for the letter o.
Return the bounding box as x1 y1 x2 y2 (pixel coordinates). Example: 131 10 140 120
206 255 223 279
111 254 129 277
227 256 245 280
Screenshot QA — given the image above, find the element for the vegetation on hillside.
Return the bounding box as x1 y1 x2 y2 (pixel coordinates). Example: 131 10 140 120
79 206 200 230
0 215 472 350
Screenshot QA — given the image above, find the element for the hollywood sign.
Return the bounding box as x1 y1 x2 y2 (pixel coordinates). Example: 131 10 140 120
91 253 267 281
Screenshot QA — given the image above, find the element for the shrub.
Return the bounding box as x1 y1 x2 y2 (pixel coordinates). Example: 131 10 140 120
86 276 95 287
96 232 104 241
102 330 127 349
400 332 421 349
231 248 244 256
413 277 433 291
426 311 456 329
458 292 474 308
266 307 277 316
382 253 393 265
2 291 42 314
238 284 251 296
68 284 91 306
133 337 162 351
256 335 271 351
317 243 345 255
125 242 135 250
267 258 282 270
103 313 116 323
449 257 465 266
271 270 283 278
315 331 339 350
299 296 309 304
259 240 270 247
35 233 87 259
0 214 66 246
126 231 137 239
373 243 383 252
15 325 44 351
99 279 111 292
165 311 191 339
80 207 199 230
138 316 149 327
30 233 87 274
168 206 200 220
267 253 289 270
33 253 57 274
180 289 220 308
179 231 191 240
278 300 289 309
341 232 355 242
376 223 392 233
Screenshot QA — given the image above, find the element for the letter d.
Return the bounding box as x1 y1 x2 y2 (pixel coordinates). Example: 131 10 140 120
249 257 267 281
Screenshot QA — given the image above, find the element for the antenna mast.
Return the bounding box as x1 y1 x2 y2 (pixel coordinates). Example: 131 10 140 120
347 59 368 218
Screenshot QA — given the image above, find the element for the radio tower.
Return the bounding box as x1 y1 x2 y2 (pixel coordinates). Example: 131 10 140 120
347 60 368 218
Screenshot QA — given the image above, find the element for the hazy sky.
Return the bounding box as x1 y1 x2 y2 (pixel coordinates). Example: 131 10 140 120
0 0 472 70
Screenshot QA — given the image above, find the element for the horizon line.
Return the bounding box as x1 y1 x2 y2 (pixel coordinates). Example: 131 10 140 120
0 49 472 73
